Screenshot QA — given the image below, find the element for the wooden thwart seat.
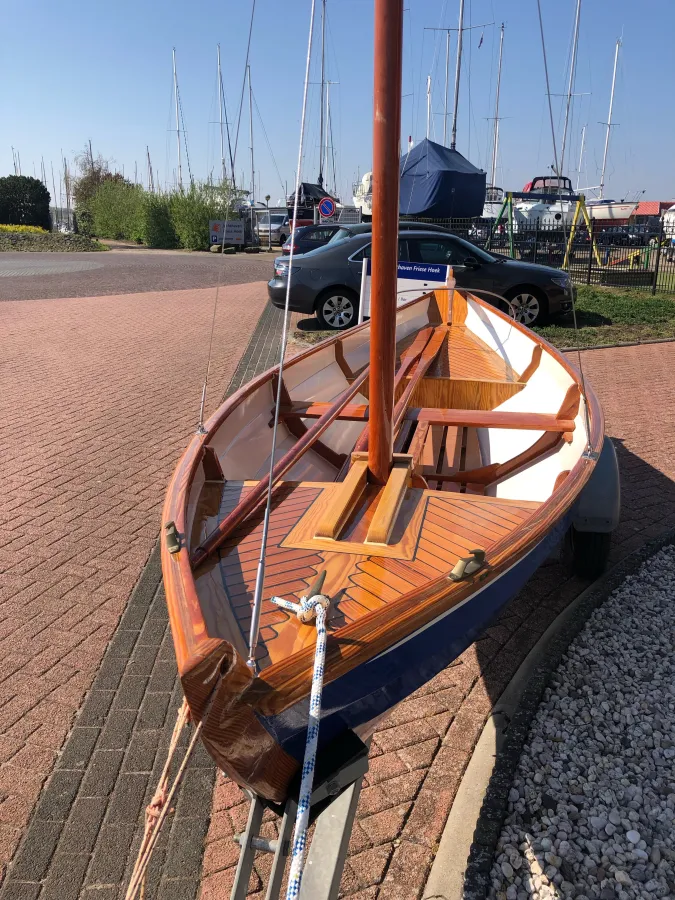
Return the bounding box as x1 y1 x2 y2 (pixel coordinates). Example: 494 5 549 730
280 403 577 434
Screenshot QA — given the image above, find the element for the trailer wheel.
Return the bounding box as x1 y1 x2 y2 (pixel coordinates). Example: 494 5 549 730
565 526 611 579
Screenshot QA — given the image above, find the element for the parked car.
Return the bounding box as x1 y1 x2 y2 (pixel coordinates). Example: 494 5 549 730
281 224 340 256
326 221 452 244
281 220 454 256
596 225 650 247
268 228 575 330
254 213 290 245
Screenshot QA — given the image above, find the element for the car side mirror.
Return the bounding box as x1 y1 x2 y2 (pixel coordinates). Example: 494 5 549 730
463 255 480 269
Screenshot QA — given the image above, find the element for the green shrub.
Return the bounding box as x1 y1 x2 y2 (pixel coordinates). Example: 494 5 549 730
142 193 178 248
0 175 51 230
91 179 145 241
0 223 48 234
169 182 242 250
169 185 217 250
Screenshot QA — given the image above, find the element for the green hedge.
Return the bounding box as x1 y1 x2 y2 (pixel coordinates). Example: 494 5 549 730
91 180 145 241
143 194 178 248
0 233 107 252
85 179 242 250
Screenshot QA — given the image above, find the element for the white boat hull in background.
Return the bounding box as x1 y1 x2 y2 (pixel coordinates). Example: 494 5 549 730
586 201 638 222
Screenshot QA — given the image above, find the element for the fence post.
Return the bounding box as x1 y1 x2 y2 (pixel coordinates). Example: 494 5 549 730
533 222 539 265
586 224 594 285
652 216 665 295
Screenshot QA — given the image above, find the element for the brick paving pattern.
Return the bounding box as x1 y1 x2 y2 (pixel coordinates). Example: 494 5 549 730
199 343 675 899
0 250 274 302
0 282 268 890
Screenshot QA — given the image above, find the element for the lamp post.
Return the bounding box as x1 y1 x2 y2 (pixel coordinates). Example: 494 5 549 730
265 195 272 250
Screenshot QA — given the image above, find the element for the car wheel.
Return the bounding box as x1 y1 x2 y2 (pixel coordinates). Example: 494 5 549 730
279 233 287 245
503 287 549 327
316 289 359 330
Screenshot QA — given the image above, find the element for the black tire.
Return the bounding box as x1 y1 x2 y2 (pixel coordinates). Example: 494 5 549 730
503 286 549 327
315 287 359 331
279 233 287 245
564 526 611 579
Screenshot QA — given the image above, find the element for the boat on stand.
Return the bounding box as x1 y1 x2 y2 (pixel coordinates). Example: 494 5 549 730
160 0 608 885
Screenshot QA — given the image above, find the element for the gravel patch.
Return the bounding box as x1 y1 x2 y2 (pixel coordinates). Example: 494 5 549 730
488 545 675 900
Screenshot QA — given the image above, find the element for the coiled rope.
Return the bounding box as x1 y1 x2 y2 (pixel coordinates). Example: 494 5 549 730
271 592 330 899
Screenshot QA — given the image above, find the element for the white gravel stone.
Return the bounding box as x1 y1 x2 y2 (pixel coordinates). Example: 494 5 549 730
487 546 675 900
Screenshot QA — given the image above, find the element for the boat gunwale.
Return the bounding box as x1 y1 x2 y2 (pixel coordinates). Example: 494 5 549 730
161 289 603 687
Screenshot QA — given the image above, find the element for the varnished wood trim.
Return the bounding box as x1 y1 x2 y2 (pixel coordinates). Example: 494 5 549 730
450 285 467 325
315 458 368 539
434 431 563 485
333 339 354 379
554 470 571 491
518 344 543 383
366 455 412 545
408 420 431 474
191 367 370 568
557 383 581 421
393 327 447 431
415 408 575 433
282 404 575 433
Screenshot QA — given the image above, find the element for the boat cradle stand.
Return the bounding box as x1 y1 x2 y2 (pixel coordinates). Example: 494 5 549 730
230 730 370 900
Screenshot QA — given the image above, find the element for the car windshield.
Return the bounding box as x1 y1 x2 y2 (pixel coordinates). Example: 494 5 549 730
259 215 286 226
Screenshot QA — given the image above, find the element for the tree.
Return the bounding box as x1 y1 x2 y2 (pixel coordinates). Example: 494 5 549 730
72 145 124 235
0 176 51 230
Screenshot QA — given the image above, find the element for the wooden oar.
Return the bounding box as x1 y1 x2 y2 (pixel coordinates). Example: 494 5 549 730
349 325 445 459
393 327 446 432
190 366 370 569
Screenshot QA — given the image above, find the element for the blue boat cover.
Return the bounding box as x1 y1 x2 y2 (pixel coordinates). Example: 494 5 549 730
399 138 486 218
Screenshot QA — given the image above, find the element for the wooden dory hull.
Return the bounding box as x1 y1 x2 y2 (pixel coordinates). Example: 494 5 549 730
161 288 603 802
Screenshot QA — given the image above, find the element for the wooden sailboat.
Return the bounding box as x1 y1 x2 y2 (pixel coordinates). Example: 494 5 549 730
161 0 603 806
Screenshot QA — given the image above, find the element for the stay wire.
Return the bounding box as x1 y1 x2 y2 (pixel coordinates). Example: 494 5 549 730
247 0 318 671
252 89 286 197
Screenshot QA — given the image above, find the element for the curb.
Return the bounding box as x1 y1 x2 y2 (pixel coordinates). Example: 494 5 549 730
422 526 675 900
559 336 675 352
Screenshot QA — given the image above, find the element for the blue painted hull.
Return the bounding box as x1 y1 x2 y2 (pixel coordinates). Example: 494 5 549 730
260 514 569 762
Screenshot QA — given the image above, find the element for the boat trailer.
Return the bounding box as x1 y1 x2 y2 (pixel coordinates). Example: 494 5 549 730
230 731 370 900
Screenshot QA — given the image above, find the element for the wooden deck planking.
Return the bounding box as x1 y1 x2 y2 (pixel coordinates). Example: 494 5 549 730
194 479 540 669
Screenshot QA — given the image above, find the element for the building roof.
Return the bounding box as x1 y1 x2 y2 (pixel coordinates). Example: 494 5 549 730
634 200 675 217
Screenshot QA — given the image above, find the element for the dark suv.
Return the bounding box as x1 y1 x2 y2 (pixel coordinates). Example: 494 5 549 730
268 229 575 329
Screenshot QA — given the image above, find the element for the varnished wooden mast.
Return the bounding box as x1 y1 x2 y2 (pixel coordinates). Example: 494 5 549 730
367 0 404 485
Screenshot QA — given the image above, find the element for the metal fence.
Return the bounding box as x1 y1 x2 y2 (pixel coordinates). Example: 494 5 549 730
401 215 675 295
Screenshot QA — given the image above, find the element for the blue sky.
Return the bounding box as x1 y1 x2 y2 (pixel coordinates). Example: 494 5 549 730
2 0 673 207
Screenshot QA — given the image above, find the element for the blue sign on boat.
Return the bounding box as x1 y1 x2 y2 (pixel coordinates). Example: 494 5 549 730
318 197 336 218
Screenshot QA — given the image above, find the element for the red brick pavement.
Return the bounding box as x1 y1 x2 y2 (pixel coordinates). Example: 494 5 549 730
0 282 268 882
200 342 675 899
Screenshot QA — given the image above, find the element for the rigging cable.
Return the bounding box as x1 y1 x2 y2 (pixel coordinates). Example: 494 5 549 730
252 90 287 196
246 0 318 671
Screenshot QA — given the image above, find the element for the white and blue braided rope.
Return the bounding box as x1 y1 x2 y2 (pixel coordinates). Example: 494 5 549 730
271 594 329 900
